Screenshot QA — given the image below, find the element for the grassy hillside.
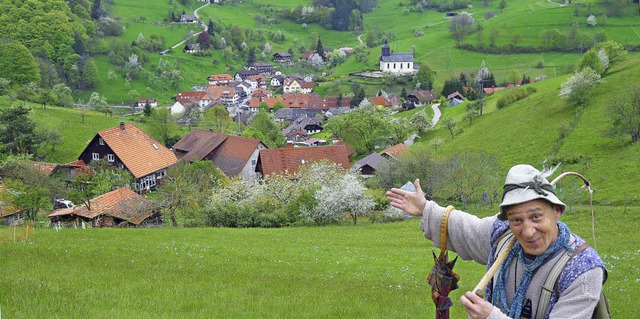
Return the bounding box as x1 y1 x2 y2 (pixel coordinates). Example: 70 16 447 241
83 0 640 105
416 54 640 206
1 204 637 318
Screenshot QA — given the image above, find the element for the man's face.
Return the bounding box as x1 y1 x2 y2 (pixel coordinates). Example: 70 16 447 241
506 199 562 255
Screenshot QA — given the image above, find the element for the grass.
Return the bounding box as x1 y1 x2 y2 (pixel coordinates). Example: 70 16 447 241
0 204 637 318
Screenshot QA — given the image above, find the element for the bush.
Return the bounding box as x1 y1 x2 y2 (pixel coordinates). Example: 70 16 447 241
381 206 408 222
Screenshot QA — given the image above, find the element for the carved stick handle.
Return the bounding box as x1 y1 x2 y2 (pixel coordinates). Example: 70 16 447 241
473 237 516 297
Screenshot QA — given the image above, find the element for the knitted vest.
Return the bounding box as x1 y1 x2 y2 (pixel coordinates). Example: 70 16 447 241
485 219 605 318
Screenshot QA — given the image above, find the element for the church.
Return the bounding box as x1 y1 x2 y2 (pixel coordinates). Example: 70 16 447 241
379 39 416 75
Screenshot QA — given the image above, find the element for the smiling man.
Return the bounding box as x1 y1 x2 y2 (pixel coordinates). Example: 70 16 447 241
386 164 605 319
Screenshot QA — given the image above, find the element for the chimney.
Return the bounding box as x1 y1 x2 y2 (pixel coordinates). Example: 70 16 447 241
119 121 125 130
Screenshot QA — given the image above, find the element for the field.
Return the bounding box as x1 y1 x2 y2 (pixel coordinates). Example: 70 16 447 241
0 204 637 318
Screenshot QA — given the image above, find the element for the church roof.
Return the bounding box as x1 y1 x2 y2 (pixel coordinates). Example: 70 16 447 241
380 53 414 62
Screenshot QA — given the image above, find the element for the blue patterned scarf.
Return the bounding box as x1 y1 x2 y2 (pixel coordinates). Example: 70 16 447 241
492 222 573 318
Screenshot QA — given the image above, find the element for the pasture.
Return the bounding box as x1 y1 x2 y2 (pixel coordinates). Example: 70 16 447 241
0 204 636 318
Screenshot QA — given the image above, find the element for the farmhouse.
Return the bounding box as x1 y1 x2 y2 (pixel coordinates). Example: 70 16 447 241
248 62 274 75
179 14 197 23
283 77 313 94
77 122 177 192
272 52 293 64
171 129 267 182
47 187 161 228
184 43 200 53
282 115 323 142
352 152 386 177
406 89 436 107
137 98 157 108
379 39 415 75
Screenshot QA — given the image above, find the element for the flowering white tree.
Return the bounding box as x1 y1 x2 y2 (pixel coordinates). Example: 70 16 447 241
308 53 325 68
263 42 272 53
597 48 609 71
587 15 597 27
305 173 375 225
559 67 604 106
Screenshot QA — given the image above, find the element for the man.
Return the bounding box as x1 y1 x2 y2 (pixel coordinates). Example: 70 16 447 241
386 164 604 319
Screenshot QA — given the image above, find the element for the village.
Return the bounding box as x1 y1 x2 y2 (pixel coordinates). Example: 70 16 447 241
1 39 520 229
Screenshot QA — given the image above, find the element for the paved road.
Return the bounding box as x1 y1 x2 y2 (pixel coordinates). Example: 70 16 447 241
431 103 442 127
404 103 442 145
160 2 211 54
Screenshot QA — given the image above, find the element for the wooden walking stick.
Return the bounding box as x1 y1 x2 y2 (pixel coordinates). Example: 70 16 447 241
473 171 593 297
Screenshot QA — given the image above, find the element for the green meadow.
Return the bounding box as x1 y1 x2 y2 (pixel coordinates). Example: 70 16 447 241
83 0 640 105
1 205 637 318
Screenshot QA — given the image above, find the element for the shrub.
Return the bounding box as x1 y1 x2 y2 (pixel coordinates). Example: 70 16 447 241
381 206 408 222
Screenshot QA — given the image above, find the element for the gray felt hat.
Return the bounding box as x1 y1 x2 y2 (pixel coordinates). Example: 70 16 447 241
498 164 566 221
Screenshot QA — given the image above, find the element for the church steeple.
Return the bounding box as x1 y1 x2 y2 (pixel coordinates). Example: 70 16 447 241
381 39 390 57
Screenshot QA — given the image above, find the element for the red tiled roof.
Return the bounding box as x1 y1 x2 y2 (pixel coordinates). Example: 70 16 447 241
98 124 177 178
333 140 356 157
47 187 156 225
32 162 59 175
258 145 351 176
380 143 407 158
208 74 233 81
249 97 283 109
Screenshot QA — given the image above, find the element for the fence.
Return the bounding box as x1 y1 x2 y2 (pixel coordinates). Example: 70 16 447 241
0 223 35 244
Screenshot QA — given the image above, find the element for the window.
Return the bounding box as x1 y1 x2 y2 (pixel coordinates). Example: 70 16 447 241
107 154 115 162
99 138 104 145
92 153 99 160
251 160 256 166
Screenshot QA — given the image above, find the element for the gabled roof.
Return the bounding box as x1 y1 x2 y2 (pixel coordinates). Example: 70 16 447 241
353 152 386 172
369 96 400 107
47 187 157 225
33 160 93 177
447 91 465 100
380 53 414 62
408 89 436 102
380 143 407 159
257 145 351 176
96 124 177 178
171 130 264 177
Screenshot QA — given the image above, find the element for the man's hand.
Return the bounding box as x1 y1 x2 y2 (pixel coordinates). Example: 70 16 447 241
460 291 494 319
385 179 427 216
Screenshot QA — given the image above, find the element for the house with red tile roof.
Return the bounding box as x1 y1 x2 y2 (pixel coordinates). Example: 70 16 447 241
283 77 313 94
33 160 93 183
207 73 233 86
47 187 161 227
248 97 284 113
369 95 401 108
171 129 267 182
205 86 239 107
380 143 407 159
175 91 211 109
77 122 177 192
255 144 351 177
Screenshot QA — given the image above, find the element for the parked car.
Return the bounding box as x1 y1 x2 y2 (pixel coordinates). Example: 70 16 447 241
53 199 75 210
